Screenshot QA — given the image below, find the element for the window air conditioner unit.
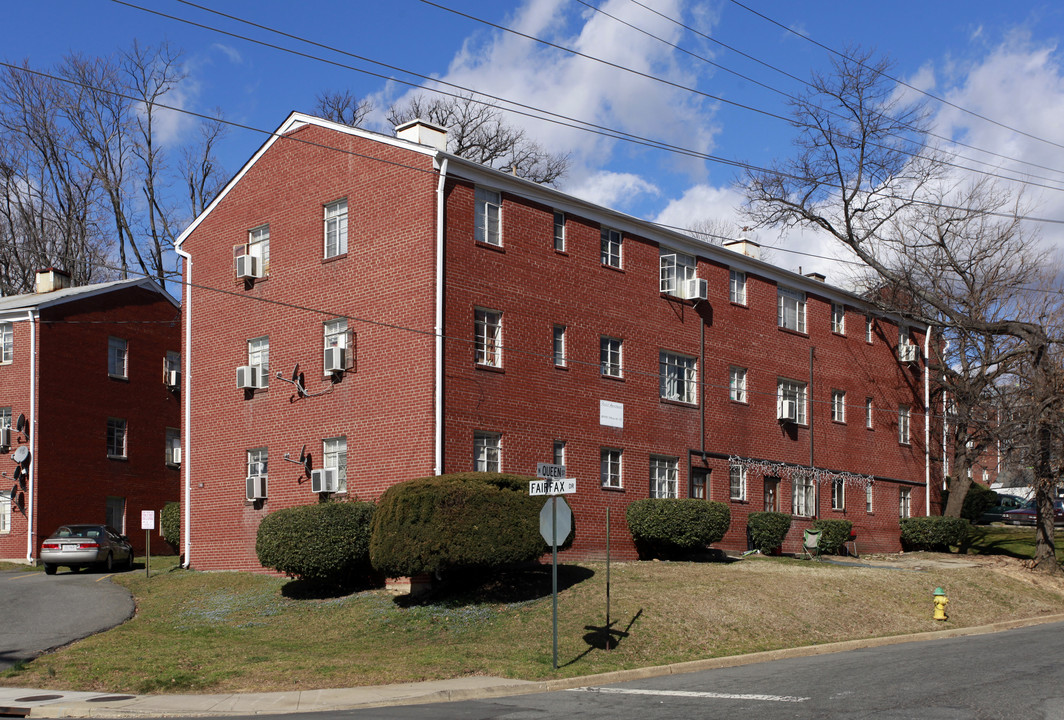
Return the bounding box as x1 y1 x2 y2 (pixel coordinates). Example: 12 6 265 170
166 370 181 388
683 277 709 301
898 344 918 363
0 427 9 451
311 467 338 493
171 447 182 465
246 475 267 501
235 254 262 279
323 346 346 373
778 399 798 423
236 365 265 389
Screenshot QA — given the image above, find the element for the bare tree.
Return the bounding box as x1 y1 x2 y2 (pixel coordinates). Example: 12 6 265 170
314 89 373 128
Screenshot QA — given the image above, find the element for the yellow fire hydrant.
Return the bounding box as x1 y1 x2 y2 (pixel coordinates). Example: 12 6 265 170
933 587 949 621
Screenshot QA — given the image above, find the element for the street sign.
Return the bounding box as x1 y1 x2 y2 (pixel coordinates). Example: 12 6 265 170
540 497 572 547
141 510 155 530
529 478 576 495
536 462 566 479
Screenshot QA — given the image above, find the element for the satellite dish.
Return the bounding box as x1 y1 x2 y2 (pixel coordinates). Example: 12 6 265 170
298 444 306 463
14 491 23 511
9 483 16 498
291 364 300 383
303 452 312 476
12 465 21 481
16 413 26 438
12 446 28 464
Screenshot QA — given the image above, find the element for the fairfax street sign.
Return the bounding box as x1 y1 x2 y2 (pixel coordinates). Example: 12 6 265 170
529 478 577 495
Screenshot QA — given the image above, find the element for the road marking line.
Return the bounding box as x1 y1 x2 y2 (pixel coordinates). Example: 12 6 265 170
569 687 809 703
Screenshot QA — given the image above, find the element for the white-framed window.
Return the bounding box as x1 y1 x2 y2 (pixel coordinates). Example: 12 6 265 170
793 474 815 516
247 447 268 477
108 336 128 378
729 366 747 403
474 308 502 368
660 351 697 404
248 224 270 274
324 199 348 258
764 477 780 512
324 316 349 365
729 464 747 501
899 487 912 519
474 431 501 472
0 322 12 364
831 390 846 423
899 404 911 445
832 478 845 510
865 315 874 343
691 468 709 499
729 269 747 305
865 397 874 429
0 408 10 434
866 483 874 513
0 491 9 533
832 303 845 334
248 336 269 387
324 436 348 493
475 187 501 246
107 418 127 458
553 211 566 252
165 350 180 382
899 324 911 348
601 448 622 488
601 227 622 268
650 456 678 498
165 427 180 466
600 336 623 378
659 248 696 296
778 379 808 424
553 325 566 367
553 440 566 466
778 287 806 333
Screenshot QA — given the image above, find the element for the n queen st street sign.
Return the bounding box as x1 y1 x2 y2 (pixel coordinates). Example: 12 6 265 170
530 463 576 495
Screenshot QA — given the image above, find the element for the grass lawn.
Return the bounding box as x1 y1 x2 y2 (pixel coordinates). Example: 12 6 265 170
3 542 1064 695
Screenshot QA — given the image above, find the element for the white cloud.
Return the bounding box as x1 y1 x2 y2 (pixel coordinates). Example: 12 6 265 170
566 170 658 209
212 43 243 65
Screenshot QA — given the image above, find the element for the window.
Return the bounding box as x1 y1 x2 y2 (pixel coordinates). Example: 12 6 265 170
474 432 500 472
105 497 125 534
165 350 181 383
165 428 180 466
324 199 348 258
553 440 566 466
248 336 269 387
865 397 874 429
691 469 709 499
0 491 8 533
764 477 780 512
899 404 911 445
777 287 806 333
866 483 874 513
600 336 623 378
660 351 697 404
899 487 912 519
601 227 622 268
553 325 566 367
778 379 807 424
659 249 696 296
899 324 911 348
474 309 502 367
553 211 566 252
248 224 270 274
475 187 501 246
324 437 348 493
601 448 622 488
832 303 845 334
247 447 268 477
729 465 747 501
729 366 747 403
107 418 127 458
866 315 874 343
0 322 11 363
832 479 845 510
831 390 846 423
729 270 747 305
793 474 815 516
0 407 11 431
108 337 127 378
650 456 678 498
324 318 349 372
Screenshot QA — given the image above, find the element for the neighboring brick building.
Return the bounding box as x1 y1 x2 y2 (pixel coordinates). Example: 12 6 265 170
175 113 941 571
0 271 182 563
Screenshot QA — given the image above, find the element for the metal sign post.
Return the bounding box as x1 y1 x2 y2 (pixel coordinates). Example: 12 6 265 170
534 463 573 670
141 510 155 578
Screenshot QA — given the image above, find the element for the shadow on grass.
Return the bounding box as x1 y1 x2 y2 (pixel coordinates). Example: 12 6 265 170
563 608 644 666
280 574 383 600
395 564 596 608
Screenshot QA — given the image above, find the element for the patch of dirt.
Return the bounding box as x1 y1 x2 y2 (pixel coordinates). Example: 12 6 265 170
854 551 1064 593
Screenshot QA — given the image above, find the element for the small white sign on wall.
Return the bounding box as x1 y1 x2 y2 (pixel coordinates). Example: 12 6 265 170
600 400 624 428
141 510 155 530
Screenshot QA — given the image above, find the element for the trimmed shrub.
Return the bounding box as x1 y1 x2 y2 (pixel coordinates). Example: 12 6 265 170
812 519 853 555
626 499 730 558
160 501 180 549
900 516 969 551
256 500 376 585
369 472 549 578
747 511 791 553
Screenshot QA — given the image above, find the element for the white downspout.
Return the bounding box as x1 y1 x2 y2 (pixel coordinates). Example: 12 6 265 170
435 158 448 476
924 326 932 516
174 246 192 567
26 309 36 563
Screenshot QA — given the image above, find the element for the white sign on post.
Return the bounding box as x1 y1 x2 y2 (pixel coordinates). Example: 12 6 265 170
529 478 577 495
141 510 155 530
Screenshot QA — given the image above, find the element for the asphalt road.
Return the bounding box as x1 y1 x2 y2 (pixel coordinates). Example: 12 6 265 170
0 567 134 669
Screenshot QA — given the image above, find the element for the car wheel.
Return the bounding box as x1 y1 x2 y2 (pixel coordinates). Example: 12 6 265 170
103 553 113 573
44 563 56 575
124 552 134 571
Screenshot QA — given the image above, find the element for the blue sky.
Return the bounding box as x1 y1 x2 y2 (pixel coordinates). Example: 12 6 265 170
4 1 1064 282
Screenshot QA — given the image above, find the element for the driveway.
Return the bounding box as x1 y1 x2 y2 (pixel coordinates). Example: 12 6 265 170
0 568 134 670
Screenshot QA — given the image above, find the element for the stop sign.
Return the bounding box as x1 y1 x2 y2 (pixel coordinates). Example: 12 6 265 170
539 497 572 547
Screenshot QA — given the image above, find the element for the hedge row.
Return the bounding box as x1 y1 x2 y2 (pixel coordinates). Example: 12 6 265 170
900 516 970 550
626 499 730 557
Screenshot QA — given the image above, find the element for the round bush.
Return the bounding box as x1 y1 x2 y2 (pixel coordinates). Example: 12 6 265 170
256 500 376 584
160 501 180 549
812 518 853 555
747 511 792 553
900 516 969 551
369 472 548 578
625 499 730 558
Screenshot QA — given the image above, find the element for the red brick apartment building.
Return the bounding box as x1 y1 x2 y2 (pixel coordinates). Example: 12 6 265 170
175 113 942 571
0 271 181 563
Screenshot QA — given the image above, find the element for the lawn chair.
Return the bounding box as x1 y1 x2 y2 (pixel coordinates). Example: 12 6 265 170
801 528 822 561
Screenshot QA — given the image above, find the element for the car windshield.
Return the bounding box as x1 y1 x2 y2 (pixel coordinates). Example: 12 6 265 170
53 526 101 539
